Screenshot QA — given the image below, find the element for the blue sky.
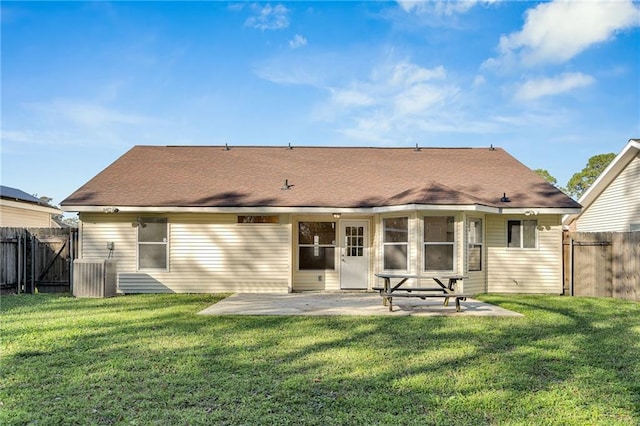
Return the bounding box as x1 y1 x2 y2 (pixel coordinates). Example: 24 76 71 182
2 1 639 210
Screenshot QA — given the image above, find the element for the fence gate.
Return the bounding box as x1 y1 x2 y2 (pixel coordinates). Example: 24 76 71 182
0 228 78 294
572 234 613 297
565 231 639 301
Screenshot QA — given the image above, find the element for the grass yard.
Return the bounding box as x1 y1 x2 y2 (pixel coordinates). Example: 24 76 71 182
1 294 639 425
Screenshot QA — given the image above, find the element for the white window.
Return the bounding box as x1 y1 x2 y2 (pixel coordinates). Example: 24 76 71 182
467 218 483 272
383 217 408 270
507 220 537 249
137 218 168 270
424 216 455 271
298 222 336 270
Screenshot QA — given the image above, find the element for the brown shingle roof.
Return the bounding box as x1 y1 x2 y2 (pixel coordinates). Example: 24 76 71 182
61 145 580 209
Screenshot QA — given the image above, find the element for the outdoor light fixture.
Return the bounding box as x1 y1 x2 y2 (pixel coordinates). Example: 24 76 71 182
103 207 119 213
332 213 341 219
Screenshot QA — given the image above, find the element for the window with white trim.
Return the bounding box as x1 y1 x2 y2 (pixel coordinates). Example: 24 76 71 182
424 216 455 271
467 218 483 272
298 222 336 270
383 217 408 270
137 218 168 270
507 220 537 249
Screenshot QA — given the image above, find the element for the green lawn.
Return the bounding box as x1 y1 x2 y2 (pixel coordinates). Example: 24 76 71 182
1 294 638 425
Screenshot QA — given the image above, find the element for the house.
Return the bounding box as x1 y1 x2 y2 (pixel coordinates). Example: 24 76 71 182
61 145 581 295
563 139 640 232
0 185 63 228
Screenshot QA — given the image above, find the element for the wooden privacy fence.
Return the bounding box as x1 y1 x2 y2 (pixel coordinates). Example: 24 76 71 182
0 227 78 295
564 231 640 301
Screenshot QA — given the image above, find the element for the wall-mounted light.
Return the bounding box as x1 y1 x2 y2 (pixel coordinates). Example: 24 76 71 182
332 213 341 219
524 210 538 216
103 207 119 213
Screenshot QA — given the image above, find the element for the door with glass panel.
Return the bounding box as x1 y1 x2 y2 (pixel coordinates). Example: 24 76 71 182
340 221 369 289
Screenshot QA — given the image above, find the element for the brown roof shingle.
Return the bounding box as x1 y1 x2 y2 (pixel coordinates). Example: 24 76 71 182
61 145 580 209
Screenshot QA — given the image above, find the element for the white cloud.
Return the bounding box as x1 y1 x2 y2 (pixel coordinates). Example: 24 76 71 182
321 61 452 119
316 61 461 142
28 99 150 128
489 0 640 67
331 89 375 108
514 72 595 101
1 99 156 148
289 34 307 49
245 3 289 30
397 0 500 16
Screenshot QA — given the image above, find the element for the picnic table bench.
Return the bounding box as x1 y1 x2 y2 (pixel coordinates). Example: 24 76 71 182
374 273 470 312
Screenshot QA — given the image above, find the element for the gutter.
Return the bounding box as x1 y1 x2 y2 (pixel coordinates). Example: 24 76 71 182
61 204 581 215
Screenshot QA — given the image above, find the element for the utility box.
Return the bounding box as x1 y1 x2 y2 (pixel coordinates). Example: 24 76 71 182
72 259 118 298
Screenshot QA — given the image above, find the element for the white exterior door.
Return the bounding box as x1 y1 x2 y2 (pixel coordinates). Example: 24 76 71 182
340 220 369 289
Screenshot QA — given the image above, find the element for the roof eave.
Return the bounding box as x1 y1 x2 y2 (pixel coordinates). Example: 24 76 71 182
62 204 578 215
562 139 640 225
0 198 62 215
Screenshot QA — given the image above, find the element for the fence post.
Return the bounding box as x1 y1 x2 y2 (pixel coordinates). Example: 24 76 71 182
569 234 574 296
17 232 22 294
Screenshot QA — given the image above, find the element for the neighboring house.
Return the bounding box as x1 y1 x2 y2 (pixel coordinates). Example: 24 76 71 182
61 145 580 295
563 139 640 232
0 185 63 228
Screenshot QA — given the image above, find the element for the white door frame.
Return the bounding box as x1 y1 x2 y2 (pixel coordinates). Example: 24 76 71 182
339 219 370 290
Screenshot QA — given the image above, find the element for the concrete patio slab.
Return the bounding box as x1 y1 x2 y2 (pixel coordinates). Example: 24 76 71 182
198 292 523 317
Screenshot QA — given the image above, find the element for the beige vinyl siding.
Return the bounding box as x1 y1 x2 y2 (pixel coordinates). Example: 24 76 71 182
486 214 563 294
576 153 640 232
79 213 291 293
0 204 57 227
80 214 137 271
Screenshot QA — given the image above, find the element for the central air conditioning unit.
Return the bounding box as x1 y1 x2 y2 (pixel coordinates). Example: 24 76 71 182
72 259 118 298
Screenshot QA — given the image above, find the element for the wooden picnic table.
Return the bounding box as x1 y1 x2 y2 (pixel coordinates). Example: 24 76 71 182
374 273 470 312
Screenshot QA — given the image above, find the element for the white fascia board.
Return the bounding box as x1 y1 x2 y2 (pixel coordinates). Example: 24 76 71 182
65 205 372 214
1 198 62 215
372 204 500 214
563 139 640 225
64 204 578 215
503 207 582 215
63 204 500 214
577 139 640 210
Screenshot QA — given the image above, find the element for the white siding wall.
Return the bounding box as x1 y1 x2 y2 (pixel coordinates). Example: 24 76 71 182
576 153 640 232
486 214 563 294
79 213 291 293
0 204 56 227
79 210 564 295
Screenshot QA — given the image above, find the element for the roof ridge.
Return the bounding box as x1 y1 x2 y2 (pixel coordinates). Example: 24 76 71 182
155 145 490 150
